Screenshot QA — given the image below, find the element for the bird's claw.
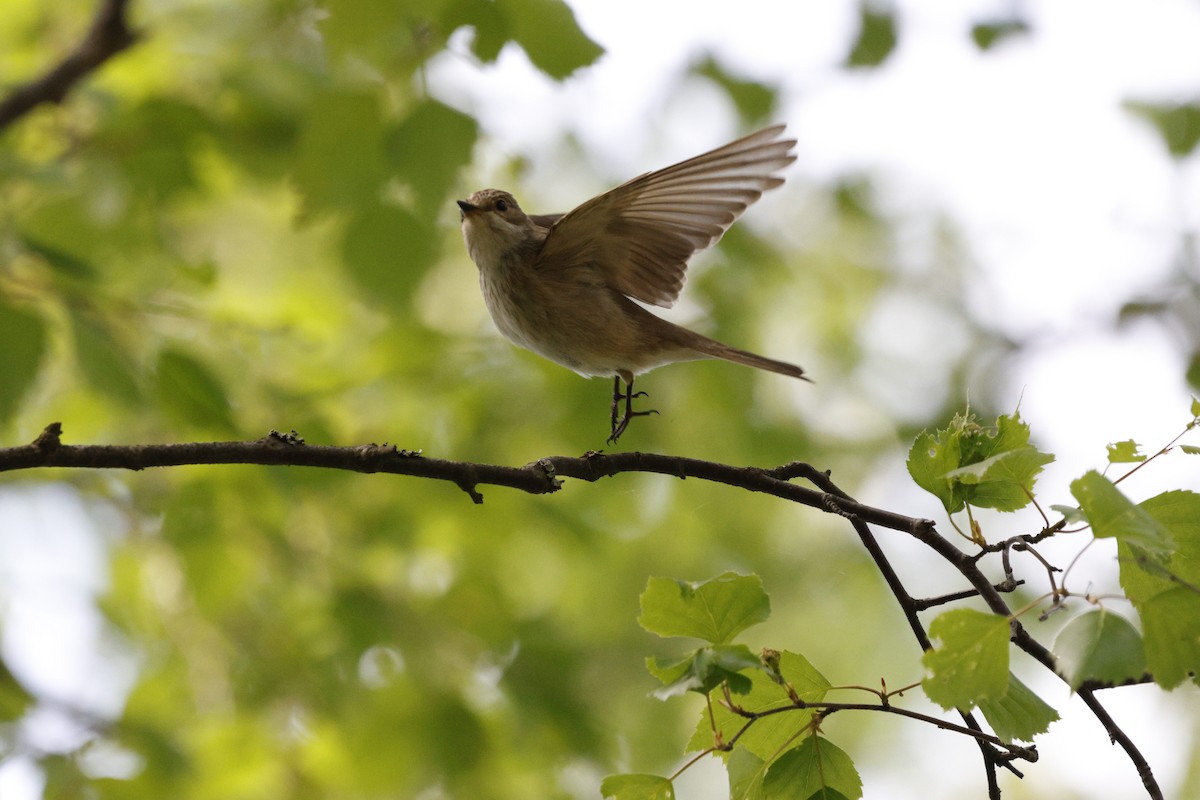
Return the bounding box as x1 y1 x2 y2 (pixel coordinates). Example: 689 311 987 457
607 377 659 443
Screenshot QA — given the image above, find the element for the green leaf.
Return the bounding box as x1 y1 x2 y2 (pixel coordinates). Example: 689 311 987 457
341 202 438 309
977 673 1059 743
692 57 778 123
1118 492 1200 614
647 644 761 698
385 99 478 216
1053 610 1146 690
91 99 212 200
687 651 830 760
728 747 767 800
320 0 407 60
442 0 512 63
1141 587 1200 689
943 445 1054 512
908 411 1053 514
1182 445 1200 455
20 234 97 278
293 89 386 215
154 347 237 434
970 19 1030 50
1124 100 1200 159
844 5 897 69
762 736 862 800
907 428 965 512
1106 439 1146 463
0 300 47 423
0 659 33 722
72 314 143 405
922 609 1011 710
1050 504 1086 525
501 0 604 80
1191 395 1200 419
601 773 675 800
1071 471 1173 552
639 573 770 644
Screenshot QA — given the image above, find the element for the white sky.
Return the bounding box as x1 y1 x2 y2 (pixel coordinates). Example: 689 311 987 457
3 1 1200 798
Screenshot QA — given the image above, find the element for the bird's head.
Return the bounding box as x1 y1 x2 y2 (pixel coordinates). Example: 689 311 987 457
457 189 536 269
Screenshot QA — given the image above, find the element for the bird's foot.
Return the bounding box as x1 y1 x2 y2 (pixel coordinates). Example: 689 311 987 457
607 378 659 444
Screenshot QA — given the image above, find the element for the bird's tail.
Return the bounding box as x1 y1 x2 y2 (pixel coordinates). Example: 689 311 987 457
681 328 810 382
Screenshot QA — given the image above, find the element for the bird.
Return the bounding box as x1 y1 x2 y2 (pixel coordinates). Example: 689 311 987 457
457 124 807 443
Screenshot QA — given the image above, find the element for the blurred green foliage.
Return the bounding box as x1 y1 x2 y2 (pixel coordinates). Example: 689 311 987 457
0 1 1095 798
844 3 897 69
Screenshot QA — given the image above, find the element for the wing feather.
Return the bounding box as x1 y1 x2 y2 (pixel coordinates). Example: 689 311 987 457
535 125 796 307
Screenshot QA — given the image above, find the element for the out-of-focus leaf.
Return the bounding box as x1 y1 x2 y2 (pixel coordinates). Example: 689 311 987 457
1125 100 1200 159
41 754 88 798
601 773 675 800
0 659 33 722
0 299 47 423
501 0 603 80
763 736 861 800
1053 610 1146 690
1106 439 1146 463
21 234 96 278
442 0 512 63
293 89 387 216
72 314 143 405
341 201 438 309
844 4 896 69
1050 504 1086 525
385 99 478 216
692 56 778 123
639 573 770 644
1187 351 1200 392
970 19 1030 51
154 347 237 433
91 99 213 200
320 0 407 59
977 673 1059 743
922 609 1010 710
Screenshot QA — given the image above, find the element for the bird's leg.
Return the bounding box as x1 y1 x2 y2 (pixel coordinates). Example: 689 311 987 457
610 376 622 435
607 376 658 443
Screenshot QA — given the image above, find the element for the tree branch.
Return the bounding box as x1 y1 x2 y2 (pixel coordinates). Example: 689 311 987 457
0 422 1163 798
0 424 938 528
0 0 138 132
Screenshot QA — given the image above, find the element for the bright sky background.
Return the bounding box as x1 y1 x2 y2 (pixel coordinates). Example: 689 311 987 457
3 1 1200 798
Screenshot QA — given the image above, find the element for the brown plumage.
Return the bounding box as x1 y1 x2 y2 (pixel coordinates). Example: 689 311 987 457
457 125 807 442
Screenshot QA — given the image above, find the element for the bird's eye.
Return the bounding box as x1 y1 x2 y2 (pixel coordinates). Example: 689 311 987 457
495 199 508 212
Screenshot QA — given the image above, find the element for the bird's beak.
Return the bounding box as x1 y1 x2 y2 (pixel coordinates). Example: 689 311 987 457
457 199 478 220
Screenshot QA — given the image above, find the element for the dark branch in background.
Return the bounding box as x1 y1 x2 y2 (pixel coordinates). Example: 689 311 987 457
0 0 138 132
0 423 1164 799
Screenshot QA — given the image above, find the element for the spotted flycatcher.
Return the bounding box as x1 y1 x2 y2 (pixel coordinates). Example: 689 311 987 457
458 125 807 442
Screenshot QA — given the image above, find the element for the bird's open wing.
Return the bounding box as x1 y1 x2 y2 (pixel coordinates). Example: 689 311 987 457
535 125 796 307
